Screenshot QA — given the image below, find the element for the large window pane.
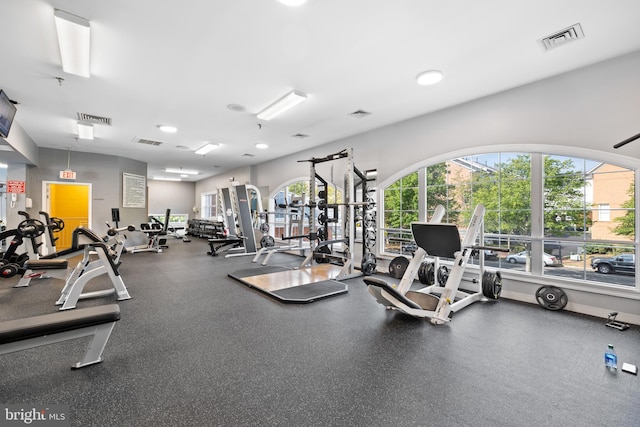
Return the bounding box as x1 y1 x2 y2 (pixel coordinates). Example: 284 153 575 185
381 151 636 289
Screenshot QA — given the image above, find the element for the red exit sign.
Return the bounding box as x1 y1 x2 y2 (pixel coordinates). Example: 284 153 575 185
59 170 76 180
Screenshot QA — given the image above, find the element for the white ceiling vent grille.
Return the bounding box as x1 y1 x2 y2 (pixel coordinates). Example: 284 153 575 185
77 112 112 125
538 23 584 52
135 138 164 146
348 109 372 119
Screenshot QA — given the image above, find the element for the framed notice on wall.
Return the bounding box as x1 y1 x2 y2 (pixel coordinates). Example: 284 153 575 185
122 172 146 208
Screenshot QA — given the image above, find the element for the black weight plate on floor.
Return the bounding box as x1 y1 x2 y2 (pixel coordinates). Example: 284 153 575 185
535 285 568 311
388 256 409 279
482 271 502 299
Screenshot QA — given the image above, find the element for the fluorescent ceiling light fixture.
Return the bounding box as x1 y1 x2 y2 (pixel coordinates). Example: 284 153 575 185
158 125 178 133
165 168 199 175
416 70 443 86
257 90 307 121
0 163 7 168
194 143 220 155
255 143 269 149
153 177 182 181
54 9 91 78
278 0 307 6
77 122 94 140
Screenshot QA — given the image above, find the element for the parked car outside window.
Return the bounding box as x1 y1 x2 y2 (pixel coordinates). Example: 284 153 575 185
505 251 562 266
590 254 636 274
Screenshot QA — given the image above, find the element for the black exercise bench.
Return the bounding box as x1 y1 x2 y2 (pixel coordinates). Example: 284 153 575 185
0 304 121 369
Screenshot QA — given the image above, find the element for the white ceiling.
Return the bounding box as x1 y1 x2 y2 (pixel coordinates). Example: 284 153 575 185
1 0 640 181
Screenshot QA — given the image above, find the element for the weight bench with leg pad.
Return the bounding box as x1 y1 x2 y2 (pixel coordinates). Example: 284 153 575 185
0 304 121 369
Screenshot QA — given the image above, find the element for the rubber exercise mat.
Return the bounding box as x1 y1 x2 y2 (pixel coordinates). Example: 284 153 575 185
270 280 348 303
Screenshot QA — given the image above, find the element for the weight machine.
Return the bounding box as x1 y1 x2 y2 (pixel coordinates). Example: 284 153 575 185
297 148 376 280
217 184 264 258
365 204 506 324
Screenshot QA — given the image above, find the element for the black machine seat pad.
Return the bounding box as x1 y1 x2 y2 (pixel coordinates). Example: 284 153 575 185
0 304 121 345
411 222 461 259
24 259 69 270
364 277 422 310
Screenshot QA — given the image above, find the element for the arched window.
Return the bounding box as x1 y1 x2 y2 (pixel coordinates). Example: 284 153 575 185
381 152 637 288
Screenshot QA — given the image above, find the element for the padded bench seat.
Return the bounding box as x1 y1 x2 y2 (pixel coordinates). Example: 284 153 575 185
0 304 121 369
23 258 69 270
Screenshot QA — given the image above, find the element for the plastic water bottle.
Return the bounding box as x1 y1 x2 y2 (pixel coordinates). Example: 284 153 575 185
604 344 617 369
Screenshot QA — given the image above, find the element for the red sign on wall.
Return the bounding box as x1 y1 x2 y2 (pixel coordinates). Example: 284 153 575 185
7 180 25 193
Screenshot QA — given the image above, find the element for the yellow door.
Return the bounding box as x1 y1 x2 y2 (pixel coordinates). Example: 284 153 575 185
47 183 91 250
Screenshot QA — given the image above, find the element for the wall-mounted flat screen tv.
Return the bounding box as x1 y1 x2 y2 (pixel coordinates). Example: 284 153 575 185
0 89 17 139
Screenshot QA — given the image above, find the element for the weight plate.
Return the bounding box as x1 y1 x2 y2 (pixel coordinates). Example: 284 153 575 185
535 285 568 311
314 245 331 264
388 256 409 279
259 222 270 233
317 212 328 225
317 227 326 241
51 217 65 231
418 261 435 285
437 265 449 286
1 263 19 278
260 235 275 248
361 253 377 276
17 219 46 239
482 271 502 300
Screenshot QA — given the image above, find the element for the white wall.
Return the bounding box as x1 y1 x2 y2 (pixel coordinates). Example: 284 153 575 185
147 180 195 218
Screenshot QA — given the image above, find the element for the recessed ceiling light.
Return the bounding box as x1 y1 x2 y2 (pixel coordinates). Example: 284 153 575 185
416 70 443 86
255 143 269 149
158 125 177 133
180 174 189 178
278 0 307 6
153 177 181 181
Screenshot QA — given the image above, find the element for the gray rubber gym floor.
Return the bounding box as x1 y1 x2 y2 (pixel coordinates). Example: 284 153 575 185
1 238 639 426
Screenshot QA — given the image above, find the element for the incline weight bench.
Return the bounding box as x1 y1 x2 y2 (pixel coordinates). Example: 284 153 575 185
0 304 121 369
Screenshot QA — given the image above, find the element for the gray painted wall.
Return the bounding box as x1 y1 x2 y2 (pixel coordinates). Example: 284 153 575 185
26 148 148 230
147 180 196 218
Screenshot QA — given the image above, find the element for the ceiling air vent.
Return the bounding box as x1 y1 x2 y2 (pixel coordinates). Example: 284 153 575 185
77 112 112 125
348 109 372 119
292 133 310 139
538 23 584 52
135 138 164 146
